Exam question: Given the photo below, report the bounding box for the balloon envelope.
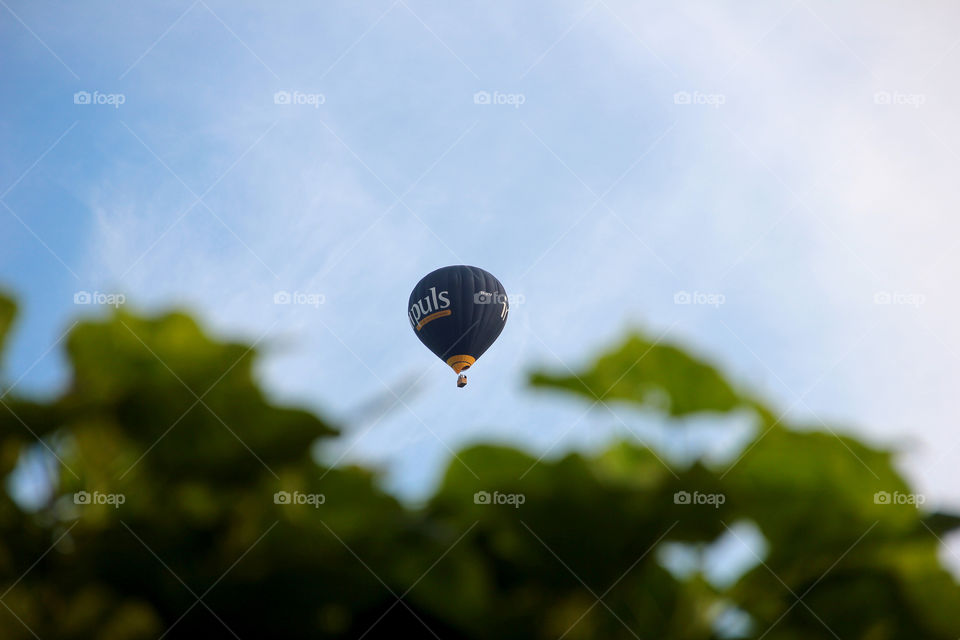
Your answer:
[407,265,509,376]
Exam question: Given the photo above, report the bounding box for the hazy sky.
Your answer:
[3,0,960,555]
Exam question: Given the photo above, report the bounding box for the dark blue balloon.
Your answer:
[408,265,508,386]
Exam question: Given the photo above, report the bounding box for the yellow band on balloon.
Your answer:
[446,355,475,374]
[416,309,451,331]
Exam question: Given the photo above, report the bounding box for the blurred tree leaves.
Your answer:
[530,332,742,417]
[0,291,15,363]
[532,329,960,639]
[0,293,958,639]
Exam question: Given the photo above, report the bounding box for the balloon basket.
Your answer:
[457,374,468,388]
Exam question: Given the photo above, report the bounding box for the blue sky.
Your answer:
[3,0,960,557]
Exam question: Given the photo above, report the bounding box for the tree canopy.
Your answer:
[0,294,957,639]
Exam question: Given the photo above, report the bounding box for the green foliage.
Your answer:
[0,292,958,639]
[0,291,15,362]
[530,332,743,416]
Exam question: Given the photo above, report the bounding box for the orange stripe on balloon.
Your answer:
[416,309,451,331]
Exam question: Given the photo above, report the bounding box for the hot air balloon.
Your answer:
[408,265,509,387]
